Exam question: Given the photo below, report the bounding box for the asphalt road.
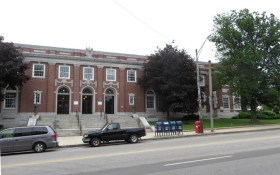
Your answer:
[2,129,280,175]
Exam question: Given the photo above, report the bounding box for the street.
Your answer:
[2,129,280,175]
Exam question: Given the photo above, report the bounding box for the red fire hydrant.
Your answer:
[195,121,201,133]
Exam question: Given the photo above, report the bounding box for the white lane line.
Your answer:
[164,155,232,167]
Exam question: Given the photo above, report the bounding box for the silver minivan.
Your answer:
[0,126,58,153]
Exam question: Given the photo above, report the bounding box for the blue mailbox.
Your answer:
[176,121,183,134]
[169,121,177,135]
[155,122,163,136]
[163,121,170,135]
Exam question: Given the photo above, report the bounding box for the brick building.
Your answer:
[0,44,240,129]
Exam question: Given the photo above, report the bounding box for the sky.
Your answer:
[1,0,280,62]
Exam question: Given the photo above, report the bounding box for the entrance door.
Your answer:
[105,89,115,114]
[105,96,114,114]
[57,87,70,114]
[82,95,92,114]
[82,88,93,114]
[57,95,69,114]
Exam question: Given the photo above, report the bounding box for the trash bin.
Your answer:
[195,120,201,133]
[169,121,177,135]
[176,121,183,134]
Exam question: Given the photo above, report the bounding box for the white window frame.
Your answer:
[59,65,70,79]
[32,64,45,78]
[83,67,94,80]
[106,68,116,81]
[146,91,155,109]
[4,87,17,109]
[129,94,135,105]
[127,70,137,82]
[222,95,230,110]
[233,96,241,110]
[34,91,42,104]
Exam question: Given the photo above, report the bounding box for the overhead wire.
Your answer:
[112,0,171,41]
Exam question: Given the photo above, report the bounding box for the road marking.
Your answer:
[164,155,232,166]
[2,135,280,169]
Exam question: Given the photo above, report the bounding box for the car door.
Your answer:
[102,123,123,141]
[13,127,33,152]
[0,128,15,153]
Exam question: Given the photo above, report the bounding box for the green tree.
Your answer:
[138,44,198,117]
[0,36,29,101]
[209,9,280,123]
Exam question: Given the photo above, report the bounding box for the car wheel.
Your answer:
[129,134,139,143]
[33,142,46,153]
[90,137,101,147]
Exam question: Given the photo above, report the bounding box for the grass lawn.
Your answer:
[149,119,280,131]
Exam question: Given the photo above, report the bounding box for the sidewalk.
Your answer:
[57,124,280,147]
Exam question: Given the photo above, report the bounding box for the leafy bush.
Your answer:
[259,110,276,117]
[0,124,3,130]
[257,111,280,119]
[238,112,251,119]
[233,111,280,120]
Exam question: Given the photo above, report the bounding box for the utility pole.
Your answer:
[196,49,203,133]
[208,60,214,132]
[196,36,209,133]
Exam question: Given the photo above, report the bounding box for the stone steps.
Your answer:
[80,115,107,134]
[34,114,141,136]
[107,114,140,128]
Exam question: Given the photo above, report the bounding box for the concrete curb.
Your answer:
[57,125,280,149]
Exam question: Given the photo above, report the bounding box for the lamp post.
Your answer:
[196,49,203,133]
[208,60,214,132]
[195,36,209,133]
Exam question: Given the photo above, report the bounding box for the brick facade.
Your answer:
[0,44,239,121]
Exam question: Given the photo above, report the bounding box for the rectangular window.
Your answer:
[129,94,135,105]
[106,68,116,81]
[234,96,241,110]
[83,67,94,80]
[147,96,155,109]
[34,91,42,104]
[5,92,16,109]
[33,64,45,78]
[59,65,70,79]
[222,96,230,109]
[127,70,136,82]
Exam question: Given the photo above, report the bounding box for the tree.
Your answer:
[209,9,280,123]
[0,36,29,101]
[138,44,198,117]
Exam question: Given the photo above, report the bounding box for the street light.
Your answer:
[208,60,214,132]
[196,36,209,133]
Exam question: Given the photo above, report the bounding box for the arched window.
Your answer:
[106,89,114,95]
[58,87,69,94]
[146,90,155,109]
[82,88,93,94]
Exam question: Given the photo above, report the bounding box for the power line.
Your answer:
[112,0,170,41]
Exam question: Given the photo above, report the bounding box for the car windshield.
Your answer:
[0,128,14,138]
[101,124,109,131]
